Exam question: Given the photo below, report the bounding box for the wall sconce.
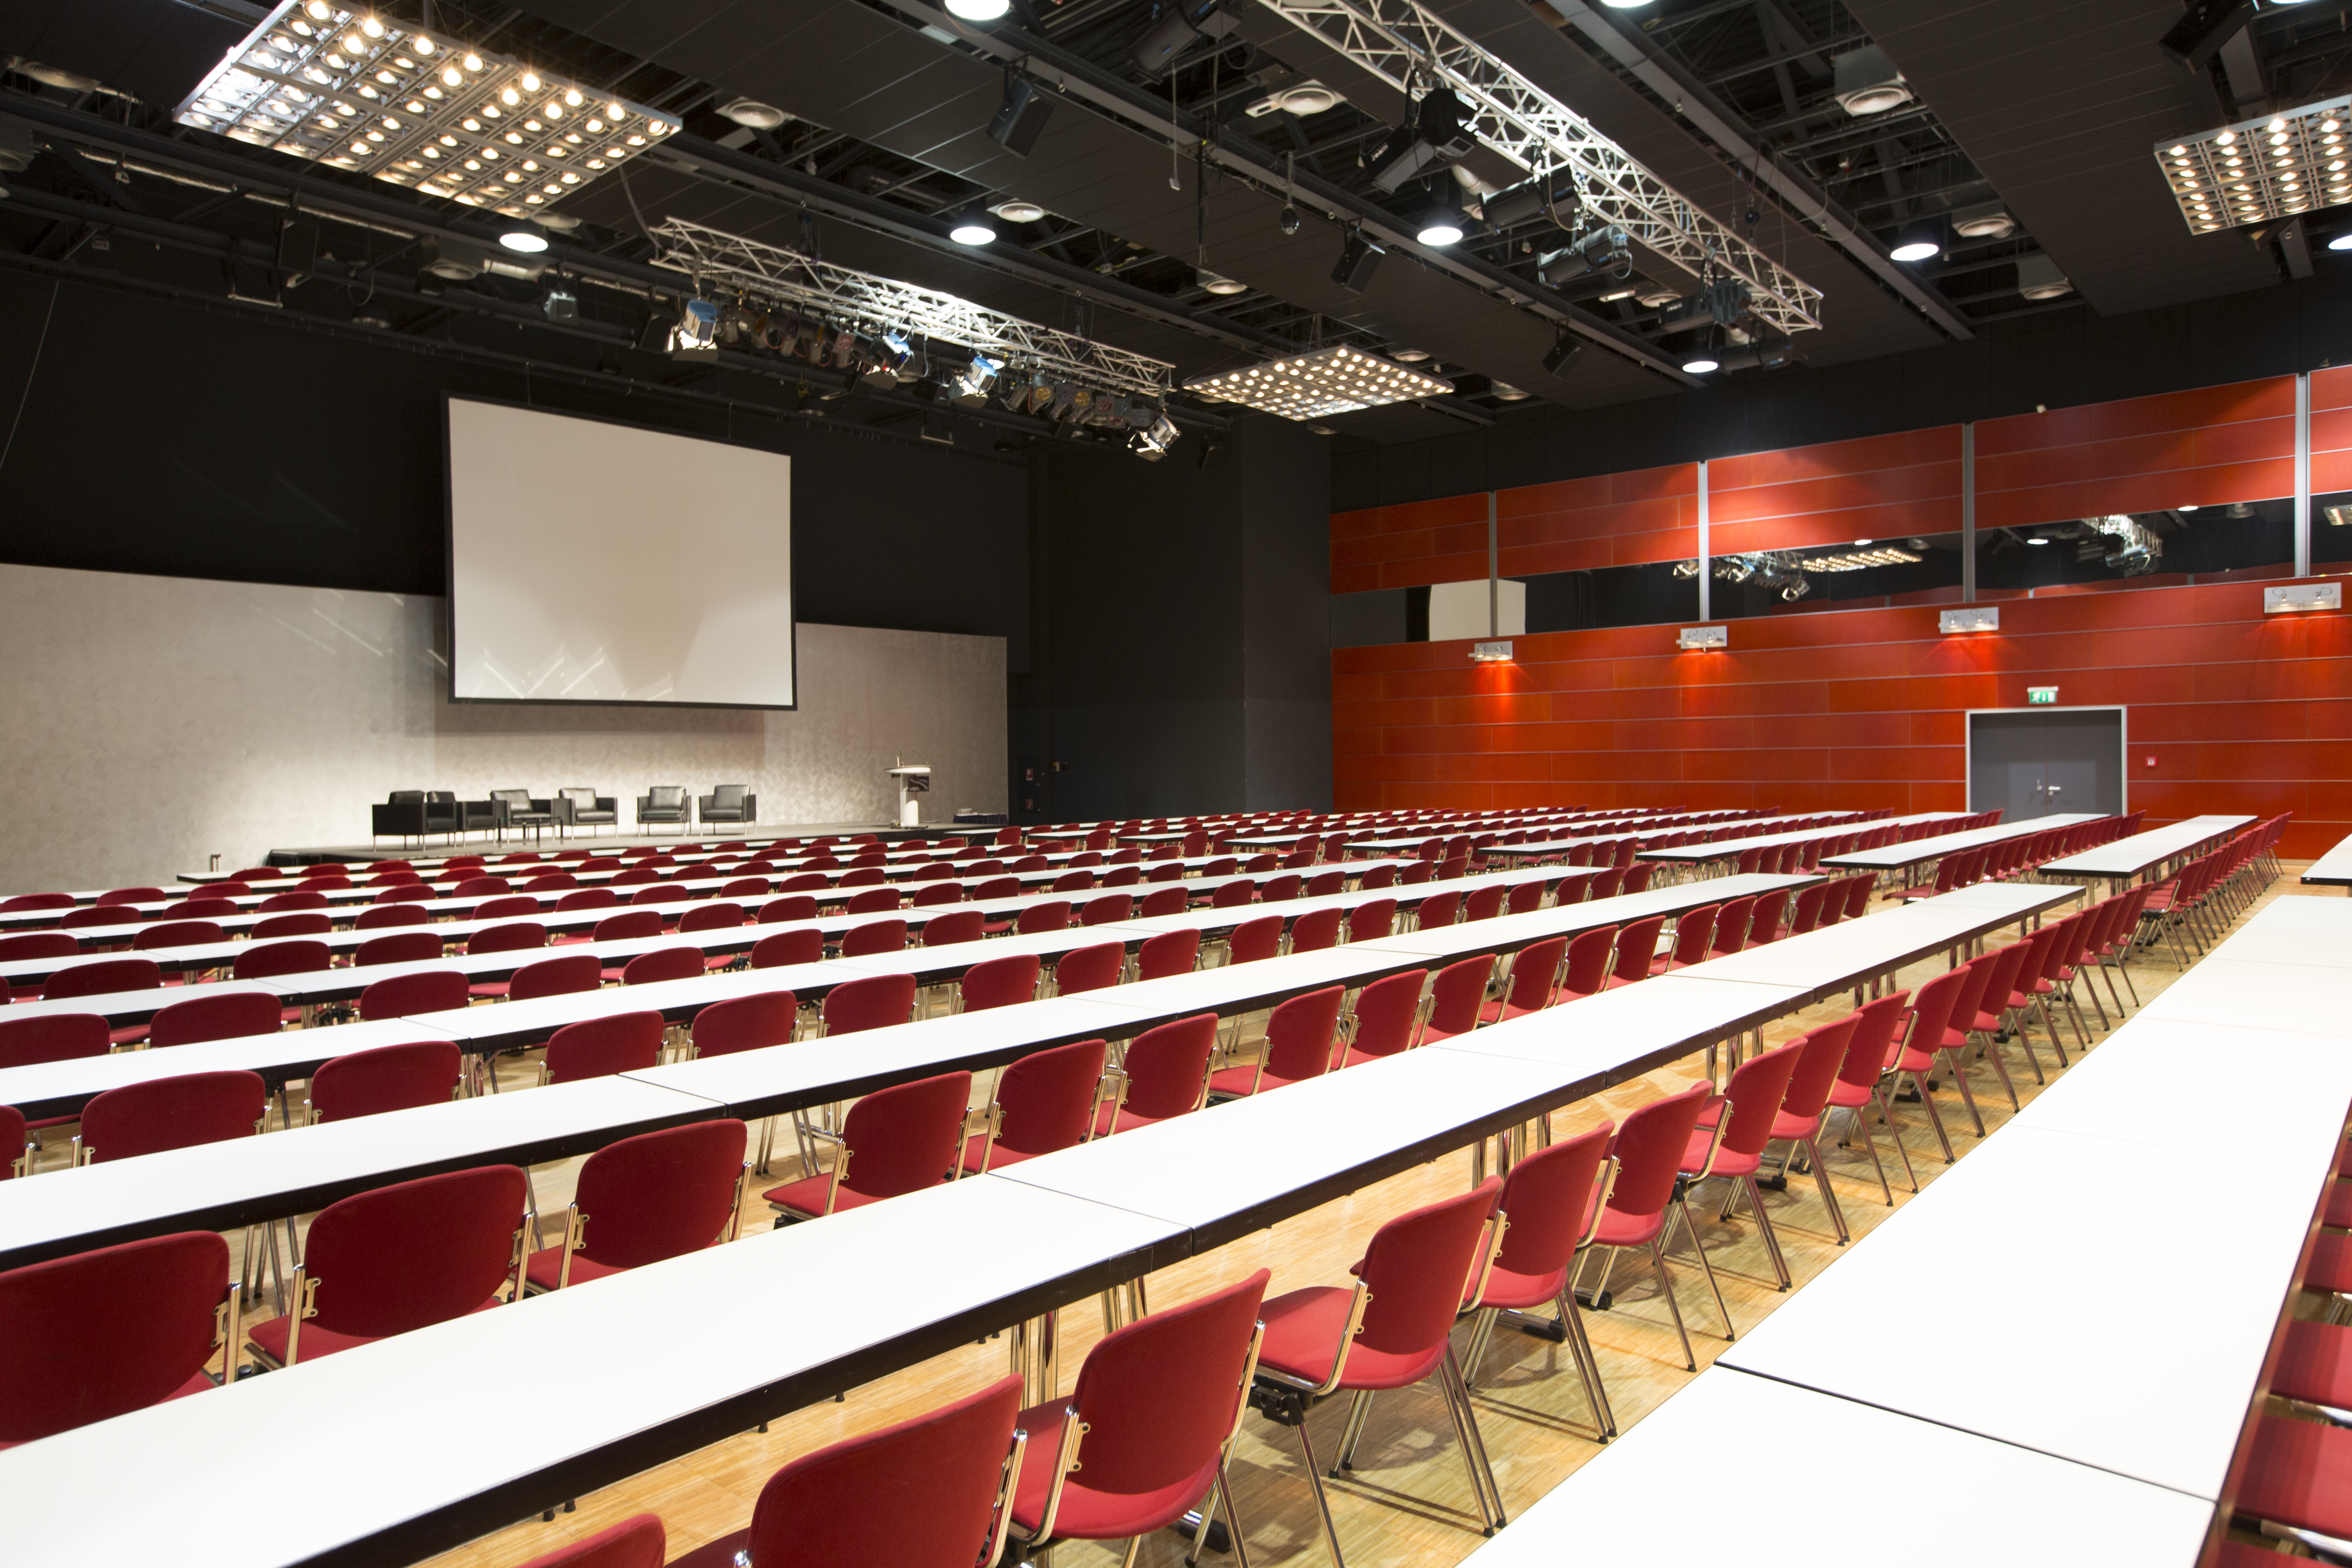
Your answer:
[1940,606,1999,633]
[2265,582,2342,614]
[1470,640,1513,662]
[1677,624,1728,650]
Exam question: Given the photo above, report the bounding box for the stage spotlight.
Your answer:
[497,218,548,254]
[671,298,719,357]
[1130,412,1179,461]
[541,287,577,322]
[954,354,1002,405]
[1416,205,1466,246]
[946,0,1010,18]
[1890,221,1942,262]
[948,207,997,245]
[1680,327,1722,375]
[1368,87,1475,194]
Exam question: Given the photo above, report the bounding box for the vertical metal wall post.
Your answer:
[1961,422,1977,604]
[1696,460,1711,622]
[2296,372,2313,579]
[1487,489,1499,636]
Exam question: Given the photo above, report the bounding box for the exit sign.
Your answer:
[2027,686,2058,705]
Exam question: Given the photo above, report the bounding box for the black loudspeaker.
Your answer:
[988,76,1053,156]
[1541,337,1585,376]
[1332,232,1385,294]
[276,218,318,281]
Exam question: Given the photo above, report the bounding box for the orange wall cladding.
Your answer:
[1332,376,2350,858]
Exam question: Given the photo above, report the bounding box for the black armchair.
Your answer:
[698,784,757,825]
[490,788,558,841]
[372,790,458,844]
[555,788,618,836]
[638,785,690,831]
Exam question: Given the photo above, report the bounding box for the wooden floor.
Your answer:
[167,867,2334,1568]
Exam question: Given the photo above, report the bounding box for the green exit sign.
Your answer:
[2027,686,2058,705]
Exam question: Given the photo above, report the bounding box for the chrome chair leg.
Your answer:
[1332,1389,1374,1472]
[1673,1197,1737,1339]
[1644,1240,1698,1371]
[1291,1420,1349,1568]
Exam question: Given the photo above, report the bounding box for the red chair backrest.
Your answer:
[94,887,165,906]
[1016,901,1072,935]
[1287,906,1345,954]
[679,902,747,934]
[1425,954,1496,1035]
[1610,916,1666,987]
[300,1165,526,1339]
[0,1231,232,1444]
[1348,898,1398,942]
[554,888,621,913]
[759,895,820,926]
[80,1070,267,1161]
[468,922,548,956]
[1558,927,1617,997]
[521,873,577,892]
[1210,880,1256,910]
[823,973,918,1035]
[922,909,986,947]
[911,882,964,909]
[690,991,797,1058]
[1136,929,1201,981]
[1357,1179,1501,1358]
[1744,890,1790,947]
[1492,1124,1613,1278]
[256,890,329,913]
[133,920,227,951]
[1063,1267,1272,1499]
[545,1012,665,1085]
[252,912,336,940]
[1119,1014,1217,1120]
[1221,914,1281,966]
[1263,985,1346,1080]
[355,930,443,967]
[1501,935,1568,1013]
[359,969,470,1020]
[1461,885,1506,922]
[1835,990,1913,1091]
[840,919,908,958]
[1078,893,1132,927]
[1357,863,1398,891]
[1780,1013,1860,1120]
[1707,897,1755,959]
[42,958,164,1000]
[0,892,74,912]
[452,877,509,899]
[1608,1082,1713,1216]
[841,1071,971,1198]
[310,1040,463,1122]
[1667,906,1716,968]
[1053,940,1126,996]
[845,887,902,915]
[995,1038,1108,1158]
[571,1119,748,1269]
[1347,970,1425,1058]
[753,929,825,969]
[355,901,433,930]
[957,953,1040,1012]
[1138,885,1188,918]
[1713,1042,1806,1159]
[504,953,600,1003]
[621,947,702,987]
[147,991,282,1049]
[0,1011,109,1068]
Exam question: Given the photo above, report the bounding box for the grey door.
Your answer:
[1969,710,2123,819]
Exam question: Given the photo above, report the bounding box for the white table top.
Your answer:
[1822,813,2104,872]
[0,1019,451,1120]
[0,1075,724,1270]
[2303,830,2352,888]
[1348,873,1816,963]
[1639,812,1956,863]
[0,978,299,1028]
[1667,882,2078,1000]
[2039,815,2255,880]
[0,1175,1182,1568]
[1427,974,1811,1087]
[1457,1367,2214,1568]
[2136,956,2352,1038]
[2200,894,2352,964]
[997,1045,1579,1251]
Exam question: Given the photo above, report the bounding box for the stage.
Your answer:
[247,821,980,869]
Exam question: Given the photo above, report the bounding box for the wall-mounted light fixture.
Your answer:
[2265,581,2343,613]
[1470,640,1513,662]
[1940,606,2000,633]
[1677,625,1728,650]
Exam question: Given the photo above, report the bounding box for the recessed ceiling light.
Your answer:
[1392,347,1432,361]
[1890,221,1942,262]
[944,0,1011,17]
[720,99,786,129]
[2331,232,2352,251]
[498,218,548,253]
[989,199,1047,223]
[1198,271,1249,295]
[1417,208,1465,246]
[948,208,997,245]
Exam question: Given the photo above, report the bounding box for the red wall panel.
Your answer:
[2311,365,2352,494]
[1331,580,2351,857]
[1708,428,1963,556]
[1496,463,1700,575]
[1977,379,2295,528]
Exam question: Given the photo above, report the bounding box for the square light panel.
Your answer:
[1184,344,1454,421]
[2156,95,2352,234]
[175,1,677,219]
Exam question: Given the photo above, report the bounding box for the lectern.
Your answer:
[887,764,931,827]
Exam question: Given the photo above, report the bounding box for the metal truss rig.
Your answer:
[650,218,1176,399]
[1254,0,1826,335]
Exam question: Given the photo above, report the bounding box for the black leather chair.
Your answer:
[555,788,618,836]
[697,784,757,825]
[490,788,558,842]
[638,786,690,832]
[372,790,459,844]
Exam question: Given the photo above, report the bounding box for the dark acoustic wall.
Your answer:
[0,267,1030,663]
[1334,273,2352,512]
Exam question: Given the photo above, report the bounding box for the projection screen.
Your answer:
[446,398,795,707]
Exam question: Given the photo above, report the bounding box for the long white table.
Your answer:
[1482,813,1844,866]
[1637,811,1951,865]
[1454,1368,2215,1567]
[1820,812,2103,875]
[2039,814,2255,888]
[2303,830,2352,891]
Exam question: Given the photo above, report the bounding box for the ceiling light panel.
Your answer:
[2156,94,2352,234]
[175,2,677,218]
[1184,345,1454,421]
[1797,545,1923,572]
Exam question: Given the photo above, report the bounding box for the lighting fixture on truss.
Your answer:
[1797,543,1924,572]
[1184,343,1453,421]
[1252,0,1825,334]
[175,1,677,219]
[2080,514,2163,576]
[2157,96,2352,235]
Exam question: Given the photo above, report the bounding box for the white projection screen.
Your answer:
[445,398,795,707]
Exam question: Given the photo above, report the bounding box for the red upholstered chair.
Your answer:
[840,919,909,958]
[354,901,434,930]
[961,1038,1109,1175]
[1603,915,1667,990]
[1408,891,1459,931]
[133,919,227,953]
[1348,898,1398,942]
[1419,955,1497,1046]
[1096,1014,1218,1135]
[1079,893,1133,927]
[1740,890,1790,949]
[0,1012,109,1154]
[1286,906,1345,955]
[1136,929,1201,981]
[773,873,826,894]
[846,886,902,915]
[0,1232,236,1446]
[753,928,826,969]
[1,931,79,1002]
[1209,985,1345,1098]
[679,902,746,935]
[509,1515,668,1568]
[1138,885,1188,918]
[1208,880,1257,911]
[469,921,549,956]
[1820,989,1918,1202]
[1223,914,1284,967]
[40,957,164,1044]
[1652,906,1715,974]
[94,887,165,907]
[0,891,74,913]
[1588,1082,1722,1370]
[1620,863,1656,895]
[820,973,918,1038]
[667,1376,1027,1568]
[308,1040,462,1123]
[1341,971,1427,1067]
[628,886,677,908]
[1683,1040,1806,1301]
[359,969,469,1020]
[1007,1270,1270,1560]
[620,947,701,987]
[473,951,598,1005]
[147,990,282,1049]
[921,909,986,948]
[1052,940,1126,997]
[522,873,577,893]
[1585,867,1623,900]
[840,869,889,888]
[1462,1123,1618,1434]
[690,991,796,1060]
[248,911,334,941]
[959,954,1040,1013]
[1706,895,1755,959]
[1758,1013,1862,1243]
[912,882,965,911]
[1481,935,1568,1026]
[1357,863,1398,891]
[719,877,771,901]
[766,1071,970,1221]
[1891,962,1993,1160]
[246,1165,529,1369]
[1050,870,1094,895]
[1461,884,1508,923]
[75,1070,267,1165]
[2226,1415,2352,1551]
[758,895,820,926]
[255,890,329,913]
[1307,870,1348,898]
[1252,1180,1507,1552]
[1544,926,1615,1004]
[452,876,510,899]
[541,1013,664,1086]
[1259,873,1305,904]
[355,930,444,967]
[528,1120,748,1292]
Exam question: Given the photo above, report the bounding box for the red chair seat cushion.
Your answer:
[1205,1065,1308,1099]
[761,1175,888,1220]
[1477,1000,1541,1025]
[247,1293,501,1365]
[524,1247,627,1293]
[1255,1284,1448,1392]
[1009,1398,1218,1541]
[108,1025,150,1048]
[1091,1103,1176,1137]
[1593,1204,1666,1249]
[468,982,511,1000]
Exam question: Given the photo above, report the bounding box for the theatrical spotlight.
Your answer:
[1130,412,1179,461]
[954,354,1003,405]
